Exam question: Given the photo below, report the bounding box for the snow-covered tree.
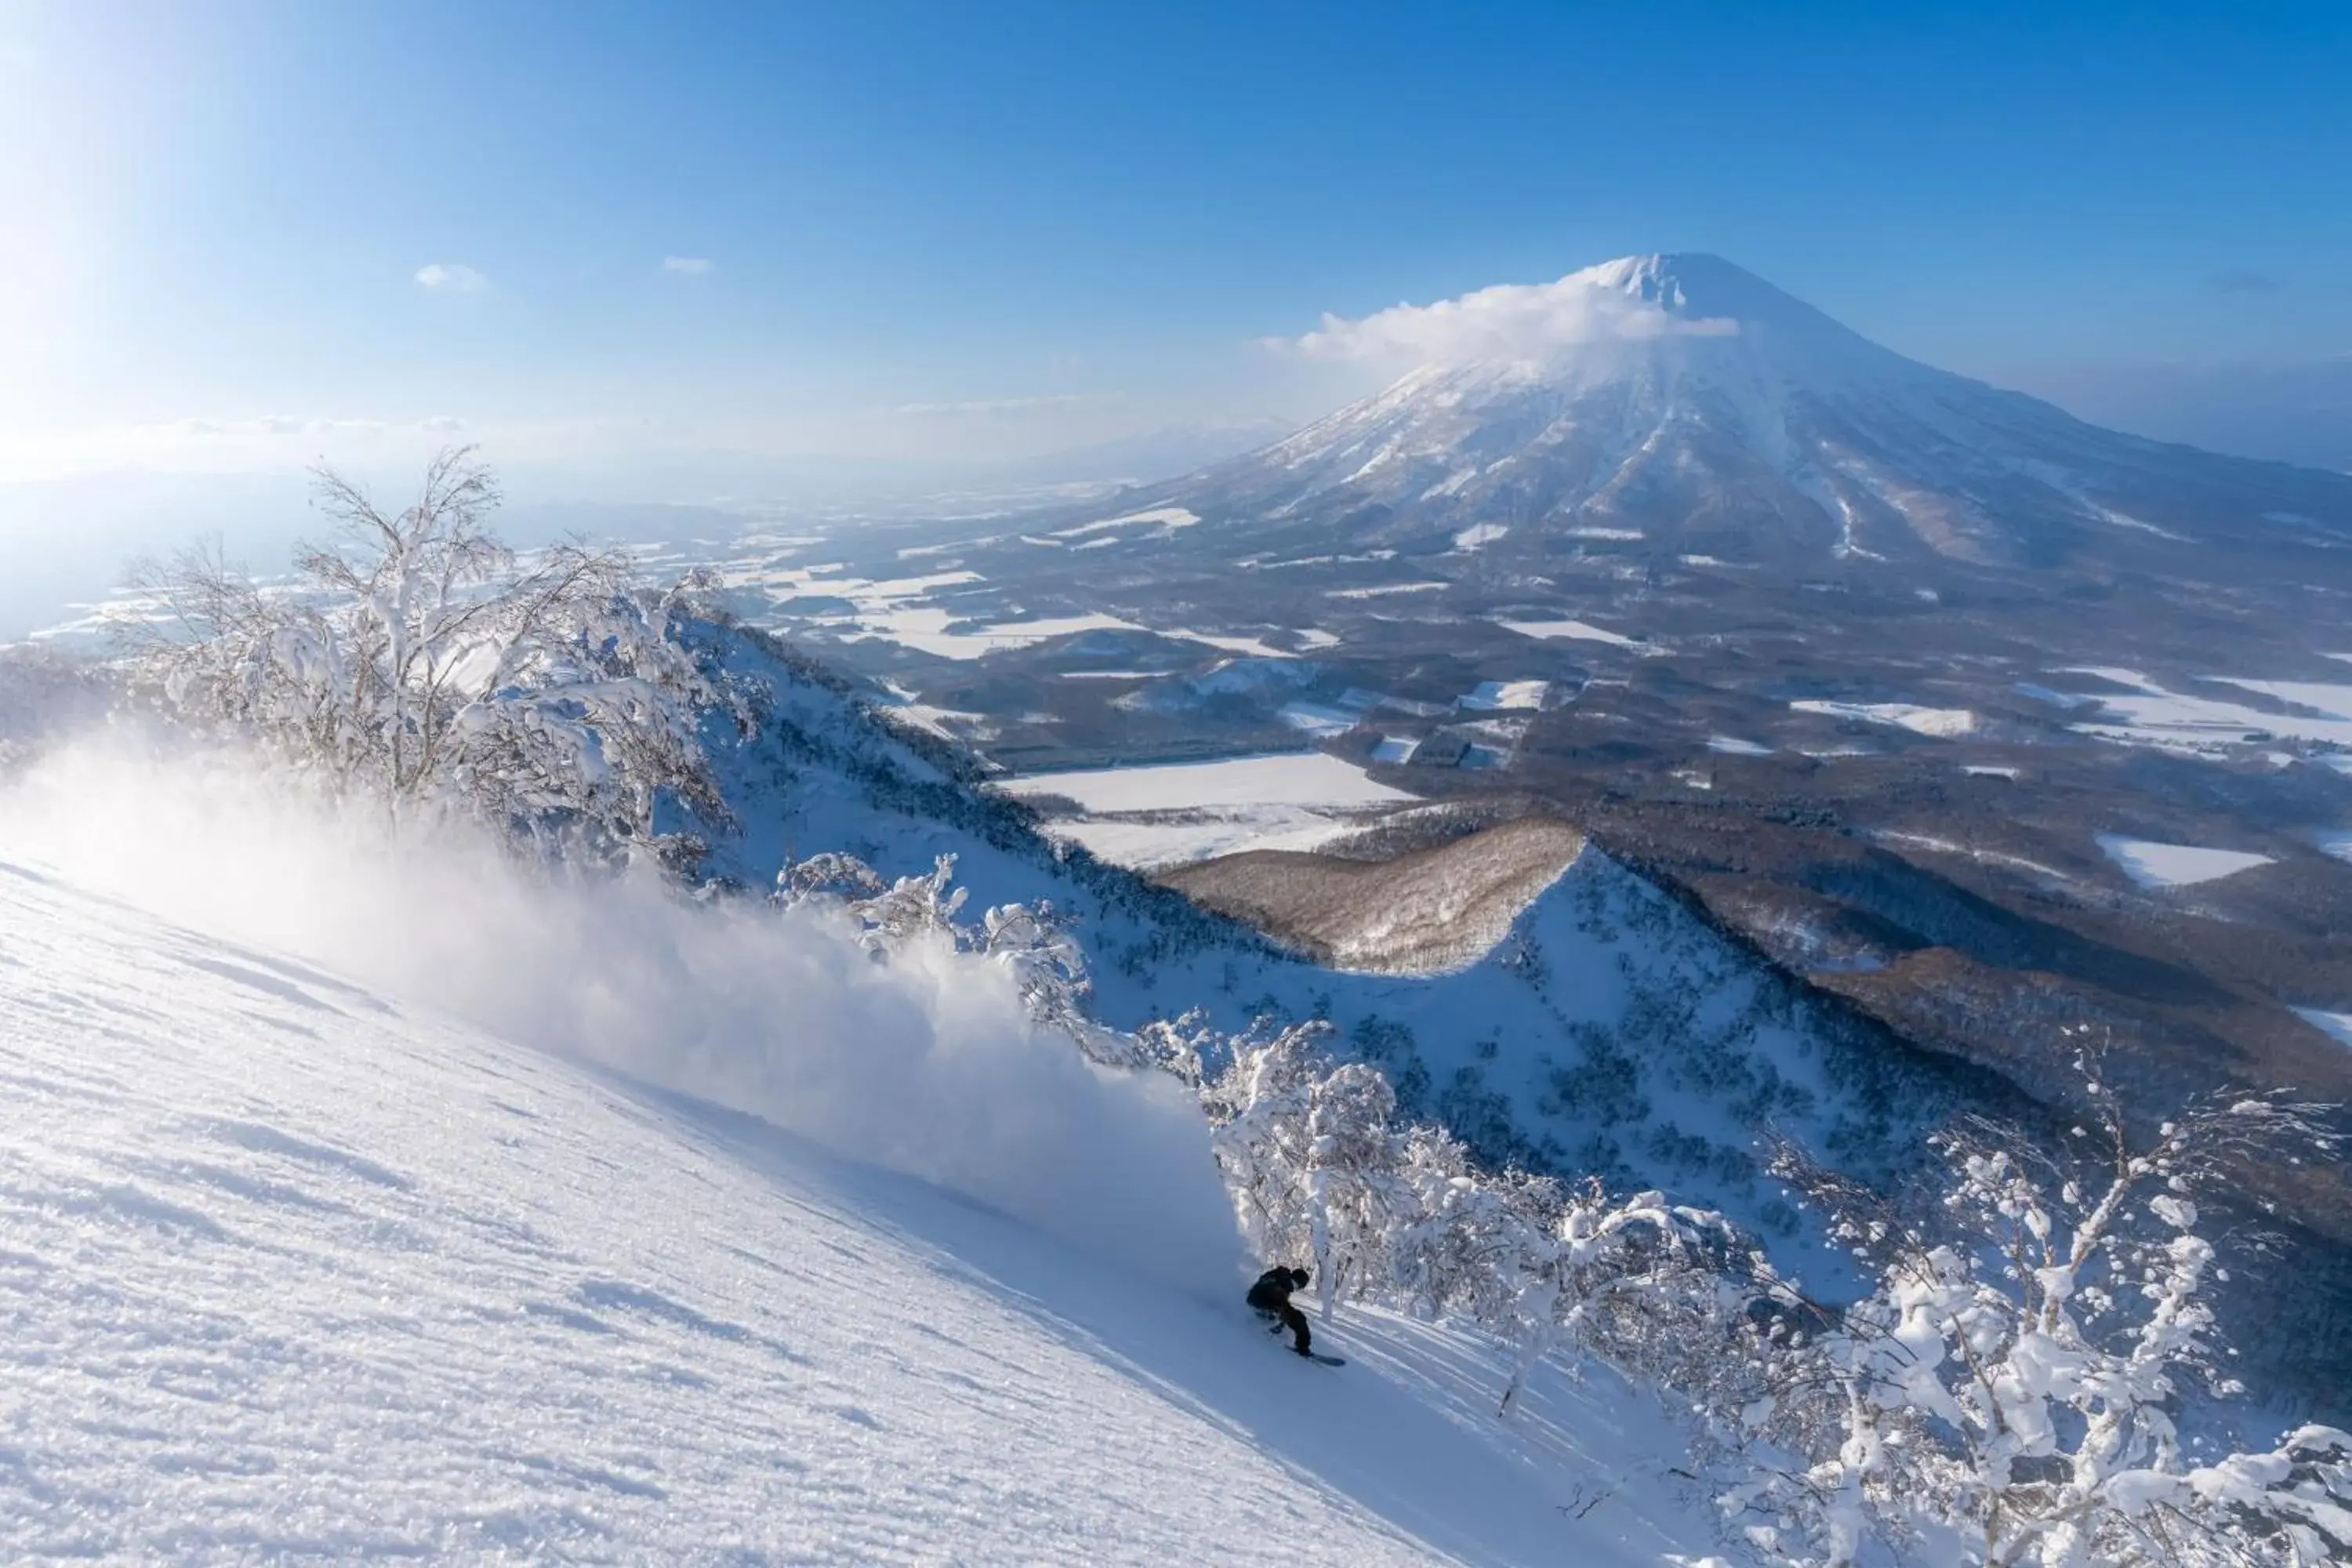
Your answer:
[1744,1044,2350,1566]
[843,855,970,953]
[773,851,1147,1067]
[1199,1020,1438,1318]
[773,851,891,906]
[1131,1009,1218,1087]
[1386,1125,1519,1321]
[1495,1180,1752,1418]
[1299,1058,1402,1321]
[977,898,1131,1063]
[130,448,741,859]
[1198,1022,1335,1270]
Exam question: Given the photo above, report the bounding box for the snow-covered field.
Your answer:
[2213,679,2352,721]
[1051,505,1200,539]
[2056,669,2352,757]
[993,751,1418,869]
[2095,833,2275,890]
[1498,618,1648,648]
[853,605,1141,660]
[1161,626,1298,659]
[0,842,1720,1565]
[1329,581,1450,599]
[691,543,1315,666]
[1460,680,1552,712]
[1788,699,1978,738]
[1279,699,1366,736]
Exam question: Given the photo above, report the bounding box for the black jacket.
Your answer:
[1247,1267,1301,1313]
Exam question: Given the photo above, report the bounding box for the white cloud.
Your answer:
[662,256,713,276]
[1279,271,1737,365]
[893,391,1114,417]
[413,263,489,293]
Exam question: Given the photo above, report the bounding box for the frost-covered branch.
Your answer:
[126,448,744,862]
[1749,1034,2347,1566]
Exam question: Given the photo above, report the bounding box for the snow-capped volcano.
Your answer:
[1164,253,2352,570]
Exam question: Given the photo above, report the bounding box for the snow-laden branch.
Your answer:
[1749,1033,2347,1566]
[126,448,747,863]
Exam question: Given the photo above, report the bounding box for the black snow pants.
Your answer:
[1257,1301,1311,1355]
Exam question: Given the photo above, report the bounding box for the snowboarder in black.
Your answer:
[1247,1265,1314,1356]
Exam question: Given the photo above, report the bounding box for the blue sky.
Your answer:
[3,0,2348,486]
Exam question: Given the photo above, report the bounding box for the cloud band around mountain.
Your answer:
[1281,270,1737,363]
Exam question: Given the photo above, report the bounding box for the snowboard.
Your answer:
[1257,1314,1344,1364]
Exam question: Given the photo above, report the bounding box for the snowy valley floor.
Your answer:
[0,854,1723,1564]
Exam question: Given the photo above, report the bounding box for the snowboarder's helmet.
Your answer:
[1290,1266,1310,1288]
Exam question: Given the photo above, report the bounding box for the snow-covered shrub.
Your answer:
[842,855,970,951]
[773,850,891,905]
[1738,1044,2350,1566]
[1204,1022,1523,1324]
[127,447,742,860]
[979,899,1098,1039]
[775,851,1142,1067]
[1131,1009,1218,1087]
[1192,1019,1334,1267]
[1494,1180,1762,1417]
[1385,1125,1526,1323]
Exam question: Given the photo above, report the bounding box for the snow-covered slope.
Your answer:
[688,625,1965,1239]
[1118,253,2352,569]
[0,853,1726,1564]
